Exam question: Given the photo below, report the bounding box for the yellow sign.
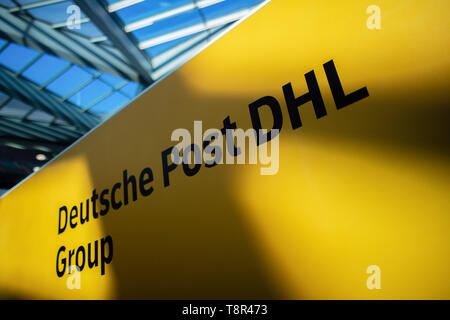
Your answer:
[0,0,449,299]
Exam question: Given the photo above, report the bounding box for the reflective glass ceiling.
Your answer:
[0,0,266,191]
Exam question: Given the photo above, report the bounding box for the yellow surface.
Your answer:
[0,0,449,299]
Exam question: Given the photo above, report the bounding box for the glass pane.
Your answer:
[200,0,262,21]
[145,31,202,57]
[83,66,100,75]
[68,79,112,108]
[115,0,193,25]
[99,73,125,88]
[21,54,70,86]
[0,99,33,119]
[119,81,139,98]
[132,9,204,45]
[149,25,224,70]
[46,65,92,97]
[65,21,104,39]
[88,91,130,116]
[26,109,54,123]
[15,0,42,4]
[27,1,86,24]
[0,43,40,72]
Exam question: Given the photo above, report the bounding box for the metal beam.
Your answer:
[150,26,226,80]
[107,0,145,13]
[0,6,142,83]
[0,118,77,142]
[8,0,66,13]
[137,8,249,49]
[51,17,90,29]
[73,0,153,85]
[0,66,98,131]
[123,0,225,32]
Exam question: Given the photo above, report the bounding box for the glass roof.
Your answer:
[0,38,138,118]
[1,0,265,80]
[0,0,265,120]
[0,0,266,190]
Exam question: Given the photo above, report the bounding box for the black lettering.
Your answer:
[76,246,85,271]
[69,206,78,229]
[87,240,99,268]
[79,199,89,224]
[182,144,202,176]
[123,170,137,205]
[100,189,110,216]
[249,96,283,145]
[161,147,178,187]
[282,70,326,130]
[58,206,68,234]
[68,249,75,271]
[91,189,99,219]
[56,246,66,277]
[220,116,240,155]
[323,60,369,109]
[203,134,220,168]
[100,235,113,276]
[139,167,154,196]
[111,183,122,210]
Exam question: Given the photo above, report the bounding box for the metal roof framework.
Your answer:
[0,0,265,190]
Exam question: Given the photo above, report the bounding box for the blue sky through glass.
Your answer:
[0,43,40,73]
[0,0,266,121]
[0,37,136,118]
[0,0,267,190]
[21,55,70,86]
